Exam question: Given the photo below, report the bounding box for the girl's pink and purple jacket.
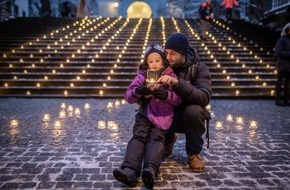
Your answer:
[124,67,182,130]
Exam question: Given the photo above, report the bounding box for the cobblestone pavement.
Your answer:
[0,98,289,190]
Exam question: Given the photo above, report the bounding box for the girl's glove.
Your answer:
[135,85,152,95]
[153,89,168,100]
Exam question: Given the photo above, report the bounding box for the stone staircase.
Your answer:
[0,17,279,98]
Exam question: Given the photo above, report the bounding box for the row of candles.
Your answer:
[212,19,275,72]
[2,16,126,96]
[2,17,275,96]
[9,100,259,140]
[206,104,257,130]
[2,17,149,97]
[40,99,126,125]
[184,19,275,96]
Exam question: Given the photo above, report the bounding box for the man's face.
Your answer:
[165,49,185,68]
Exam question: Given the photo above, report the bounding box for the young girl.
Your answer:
[113,42,182,189]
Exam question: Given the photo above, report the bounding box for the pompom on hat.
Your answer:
[144,42,165,60]
[165,33,189,57]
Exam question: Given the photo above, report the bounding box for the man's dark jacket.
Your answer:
[173,46,212,108]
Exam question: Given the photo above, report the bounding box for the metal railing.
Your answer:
[0,0,11,6]
[264,0,290,12]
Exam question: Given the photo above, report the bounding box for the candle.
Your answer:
[59,111,66,118]
[10,119,19,126]
[84,103,90,110]
[250,121,257,128]
[236,117,243,124]
[42,114,50,122]
[226,114,233,121]
[97,121,106,129]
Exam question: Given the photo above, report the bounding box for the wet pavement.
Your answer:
[0,98,289,190]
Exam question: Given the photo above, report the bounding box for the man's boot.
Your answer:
[188,154,204,172]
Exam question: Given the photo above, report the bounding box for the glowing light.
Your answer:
[250,121,257,128]
[84,103,90,109]
[107,102,113,108]
[59,111,66,118]
[75,108,81,116]
[226,114,233,121]
[215,121,223,129]
[10,119,19,126]
[115,100,120,106]
[61,103,66,108]
[54,121,61,127]
[42,114,50,122]
[236,117,243,124]
[97,120,106,129]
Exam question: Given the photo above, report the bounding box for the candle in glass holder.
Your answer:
[97,120,106,129]
[146,69,159,86]
[59,110,66,119]
[42,114,50,122]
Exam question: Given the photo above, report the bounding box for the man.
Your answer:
[157,33,212,172]
[274,23,290,107]
[199,0,214,40]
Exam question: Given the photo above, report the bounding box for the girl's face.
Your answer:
[147,52,163,71]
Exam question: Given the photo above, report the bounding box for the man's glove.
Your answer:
[153,89,168,100]
[135,85,152,96]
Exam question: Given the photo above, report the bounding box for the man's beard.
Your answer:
[170,57,185,68]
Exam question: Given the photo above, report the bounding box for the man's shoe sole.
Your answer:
[113,169,137,187]
[189,166,205,173]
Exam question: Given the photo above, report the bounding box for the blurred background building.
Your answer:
[0,0,289,32]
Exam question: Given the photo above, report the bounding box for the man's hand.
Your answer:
[157,75,178,86]
[153,89,168,100]
[135,85,152,95]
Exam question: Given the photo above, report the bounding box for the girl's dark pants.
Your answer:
[121,113,166,176]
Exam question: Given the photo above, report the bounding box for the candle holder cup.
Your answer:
[146,69,159,87]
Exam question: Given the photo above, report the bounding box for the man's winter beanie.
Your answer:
[165,33,189,57]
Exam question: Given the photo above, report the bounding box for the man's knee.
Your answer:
[184,105,204,121]
[183,105,206,132]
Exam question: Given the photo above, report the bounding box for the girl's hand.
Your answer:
[148,83,160,91]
